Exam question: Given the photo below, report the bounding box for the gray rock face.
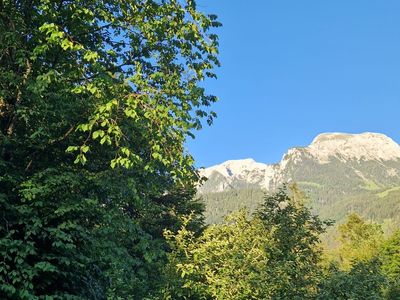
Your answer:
[199,132,400,194]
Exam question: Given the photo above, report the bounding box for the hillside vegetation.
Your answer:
[201,185,400,225]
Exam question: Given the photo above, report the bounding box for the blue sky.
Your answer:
[186,1,400,167]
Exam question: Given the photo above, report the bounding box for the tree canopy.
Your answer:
[160,186,332,299]
[0,0,220,298]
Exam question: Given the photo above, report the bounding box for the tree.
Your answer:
[0,0,220,298]
[316,213,388,299]
[255,185,331,299]
[337,213,384,269]
[381,230,400,299]
[160,210,275,300]
[317,259,386,300]
[160,187,331,299]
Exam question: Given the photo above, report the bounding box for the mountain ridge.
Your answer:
[199,132,400,193]
[198,132,400,224]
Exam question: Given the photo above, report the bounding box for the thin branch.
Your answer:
[48,125,75,145]
[6,58,32,136]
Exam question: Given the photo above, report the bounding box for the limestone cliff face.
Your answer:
[306,132,400,163]
[198,132,400,194]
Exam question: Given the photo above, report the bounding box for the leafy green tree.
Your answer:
[0,0,219,298]
[381,230,400,299]
[317,259,386,300]
[160,187,331,299]
[318,213,390,299]
[255,185,332,299]
[160,210,275,300]
[337,213,384,269]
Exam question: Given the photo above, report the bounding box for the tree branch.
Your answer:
[6,58,31,136]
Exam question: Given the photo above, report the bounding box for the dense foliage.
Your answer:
[317,259,386,300]
[381,231,400,298]
[0,0,219,298]
[161,187,400,299]
[336,213,384,269]
[160,210,275,299]
[2,1,400,299]
[159,187,326,299]
[255,186,330,299]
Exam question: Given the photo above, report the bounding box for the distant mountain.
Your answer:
[198,132,400,224]
[199,158,267,193]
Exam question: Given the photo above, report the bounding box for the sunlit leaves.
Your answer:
[161,188,331,299]
[0,0,219,297]
[338,213,384,269]
[41,0,221,182]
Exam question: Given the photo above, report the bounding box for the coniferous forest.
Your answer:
[1,1,400,299]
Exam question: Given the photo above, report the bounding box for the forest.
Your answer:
[1,0,400,299]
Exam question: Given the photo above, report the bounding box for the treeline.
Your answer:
[202,186,400,226]
[202,189,265,223]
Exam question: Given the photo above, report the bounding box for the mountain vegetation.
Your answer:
[201,186,400,225]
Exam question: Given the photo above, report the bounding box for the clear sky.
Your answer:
[186,0,400,168]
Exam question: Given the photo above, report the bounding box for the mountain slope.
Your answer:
[198,132,400,224]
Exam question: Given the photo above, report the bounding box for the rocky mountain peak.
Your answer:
[198,132,400,194]
[199,132,400,224]
[198,158,267,193]
[200,158,267,179]
[306,132,400,163]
